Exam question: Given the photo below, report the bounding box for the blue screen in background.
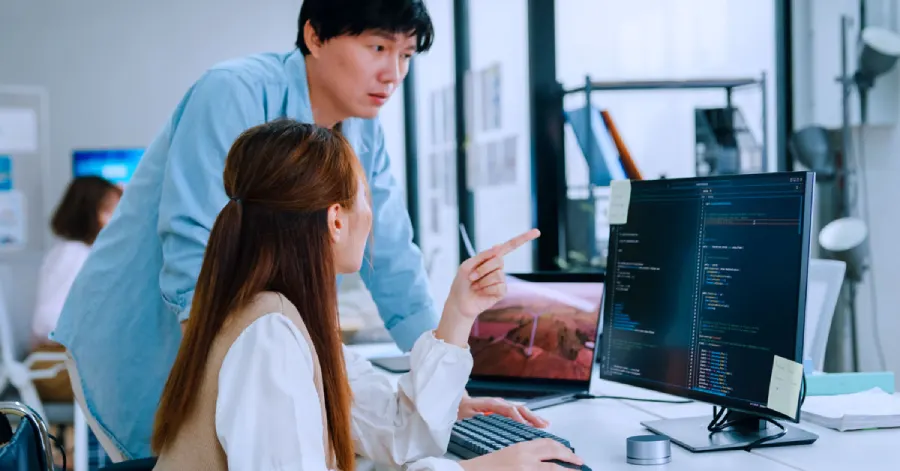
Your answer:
[73,148,143,185]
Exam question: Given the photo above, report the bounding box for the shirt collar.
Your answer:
[285,49,314,124]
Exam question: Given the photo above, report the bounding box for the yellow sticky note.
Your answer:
[608,179,632,224]
[767,355,803,418]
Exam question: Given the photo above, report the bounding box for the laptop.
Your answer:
[464,272,605,408]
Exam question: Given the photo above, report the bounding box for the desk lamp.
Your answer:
[853,26,900,123]
[819,217,869,283]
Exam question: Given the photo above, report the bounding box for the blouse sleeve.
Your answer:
[346,331,473,470]
[215,313,330,471]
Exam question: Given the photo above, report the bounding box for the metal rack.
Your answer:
[562,72,769,177]
[556,73,769,271]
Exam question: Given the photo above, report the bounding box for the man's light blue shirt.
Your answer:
[52,50,438,459]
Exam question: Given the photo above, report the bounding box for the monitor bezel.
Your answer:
[467,271,606,390]
[597,171,814,423]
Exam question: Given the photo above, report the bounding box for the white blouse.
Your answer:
[216,313,473,471]
[32,240,91,345]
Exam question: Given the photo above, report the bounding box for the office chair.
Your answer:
[0,401,56,470]
[0,282,69,422]
[99,457,157,470]
[0,267,89,471]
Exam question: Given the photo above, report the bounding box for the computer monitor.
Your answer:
[598,171,819,452]
[72,148,143,186]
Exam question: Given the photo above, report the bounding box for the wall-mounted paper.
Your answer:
[429,196,440,233]
[500,134,517,185]
[0,108,38,154]
[443,87,455,144]
[767,355,803,418]
[430,91,442,146]
[480,64,502,132]
[608,179,632,224]
[428,152,440,192]
[0,189,26,250]
[0,156,11,191]
[444,149,456,204]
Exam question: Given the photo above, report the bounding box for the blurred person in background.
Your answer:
[32,175,121,363]
[29,175,121,470]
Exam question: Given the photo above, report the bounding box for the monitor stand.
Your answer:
[641,411,818,452]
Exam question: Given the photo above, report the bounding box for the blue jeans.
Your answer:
[87,429,109,470]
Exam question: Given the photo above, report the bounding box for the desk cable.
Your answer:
[49,432,66,471]
[706,373,808,452]
[573,393,693,404]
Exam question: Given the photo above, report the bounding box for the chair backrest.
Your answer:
[804,258,846,372]
[0,401,54,471]
[100,458,158,470]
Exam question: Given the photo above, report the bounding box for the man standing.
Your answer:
[53,0,545,461]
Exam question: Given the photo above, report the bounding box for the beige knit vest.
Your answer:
[153,291,336,470]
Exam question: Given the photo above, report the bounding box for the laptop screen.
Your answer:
[469,273,604,384]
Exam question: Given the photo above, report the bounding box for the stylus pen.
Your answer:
[459,223,476,258]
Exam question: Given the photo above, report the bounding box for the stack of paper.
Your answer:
[801,388,900,431]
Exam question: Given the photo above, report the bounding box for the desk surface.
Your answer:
[533,399,796,470]
[350,343,900,470]
[591,378,898,471]
[347,344,797,470]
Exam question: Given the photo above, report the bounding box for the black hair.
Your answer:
[296,0,434,55]
[51,176,121,245]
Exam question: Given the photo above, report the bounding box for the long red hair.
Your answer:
[151,119,364,470]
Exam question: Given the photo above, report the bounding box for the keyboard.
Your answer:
[448,414,592,470]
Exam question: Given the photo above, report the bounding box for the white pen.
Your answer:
[458,223,476,258]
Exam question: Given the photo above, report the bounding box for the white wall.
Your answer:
[468,0,534,273]
[792,0,900,380]
[556,0,778,180]
[415,0,459,306]
[0,0,407,351]
[414,0,534,308]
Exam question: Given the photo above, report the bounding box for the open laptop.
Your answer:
[464,272,605,408]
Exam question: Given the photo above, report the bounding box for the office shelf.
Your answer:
[556,73,769,272]
[560,72,769,174]
[562,77,762,95]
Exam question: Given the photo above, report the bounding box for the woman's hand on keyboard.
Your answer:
[457,396,549,428]
[458,438,584,471]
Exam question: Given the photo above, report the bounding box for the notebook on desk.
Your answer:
[802,388,900,431]
[465,272,605,403]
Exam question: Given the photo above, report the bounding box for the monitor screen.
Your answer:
[73,148,143,186]
[469,275,603,383]
[598,172,814,422]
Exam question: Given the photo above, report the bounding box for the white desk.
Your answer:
[592,378,899,471]
[527,399,795,470]
[348,344,794,470]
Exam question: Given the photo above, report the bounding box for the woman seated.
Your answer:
[149,120,584,470]
[31,175,121,400]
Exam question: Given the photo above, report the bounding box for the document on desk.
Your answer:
[801,388,900,431]
[767,355,803,418]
